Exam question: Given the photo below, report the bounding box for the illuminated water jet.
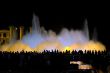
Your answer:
[0,14,106,52]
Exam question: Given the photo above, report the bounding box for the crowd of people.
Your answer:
[0,50,109,73]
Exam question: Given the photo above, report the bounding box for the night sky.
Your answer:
[0,4,110,49]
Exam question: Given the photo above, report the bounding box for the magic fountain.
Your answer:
[0,14,106,52]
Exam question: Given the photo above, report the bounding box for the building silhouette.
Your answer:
[0,26,31,45]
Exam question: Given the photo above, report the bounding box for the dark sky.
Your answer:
[0,4,110,49]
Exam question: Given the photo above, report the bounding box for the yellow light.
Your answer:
[65,46,71,51]
[79,64,93,69]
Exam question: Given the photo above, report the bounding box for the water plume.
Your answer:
[83,19,89,40]
[0,14,106,52]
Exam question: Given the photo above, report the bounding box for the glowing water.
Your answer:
[0,14,106,52]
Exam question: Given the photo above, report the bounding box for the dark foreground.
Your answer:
[0,50,109,73]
